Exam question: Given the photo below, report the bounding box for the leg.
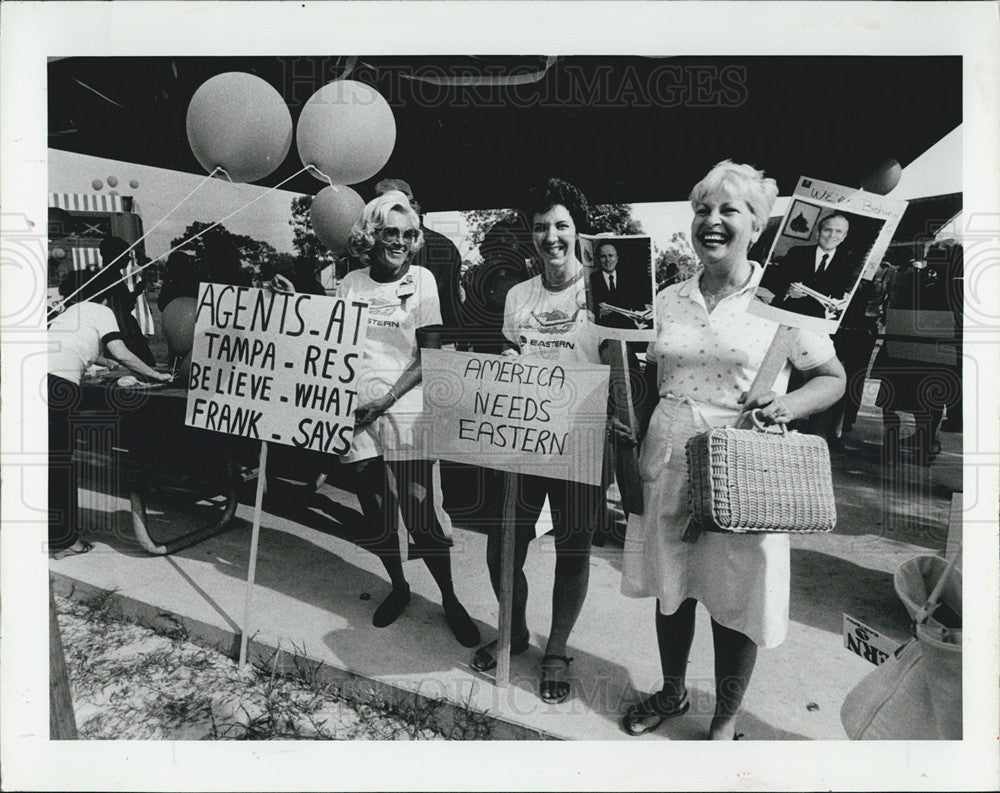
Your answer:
[545,480,603,657]
[539,480,603,702]
[709,618,758,740]
[351,457,410,626]
[622,598,696,735]
[477,473,544,665]
[389,458,479,647]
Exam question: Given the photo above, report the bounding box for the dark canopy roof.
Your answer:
[49,56,961,211]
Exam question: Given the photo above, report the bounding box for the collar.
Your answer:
[816,247,837,264]
[679,261,763,302]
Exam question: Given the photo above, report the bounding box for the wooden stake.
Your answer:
[239,440,268,668]
[741,325,800,425]
[49,577,77,739]
[495,470,518,688]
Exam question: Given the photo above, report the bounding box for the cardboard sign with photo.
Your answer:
[579,234,656,341]
[751,177,907,335]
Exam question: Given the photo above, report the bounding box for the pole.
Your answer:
[495,470,518,688]
[741,325,800,424]
[239,440,268,668]
[49,577,78,739]
[600,340,643,515]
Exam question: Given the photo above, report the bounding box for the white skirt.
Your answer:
[621,397,790,648]
[342,386,429,464]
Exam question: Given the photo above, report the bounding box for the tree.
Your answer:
[290,195,340,271]
[460,202,641,249]
[654,231,699,289]
[168,221,277,284]
[461,208,517,250]
[589,204,643,235]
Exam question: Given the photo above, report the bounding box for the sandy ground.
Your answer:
[55,592,493,740]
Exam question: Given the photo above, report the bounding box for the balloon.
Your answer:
[861,158,902,195]
[92,179,104,191]
[177,351,193,388]
[129,179,140,189]
[310,185,365,252]
[50,247,66,260]
[107,176,118,188]
[161,297,198,358]
[186,72,293,183]
[297,80,396,185]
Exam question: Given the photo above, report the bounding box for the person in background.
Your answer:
[157,250,202,311]
[201,234,251,288]
[97,236,156,366]
[48,271,172,558]
[471,177,609,705]
[333,191,480,647]
[621,161,844,739]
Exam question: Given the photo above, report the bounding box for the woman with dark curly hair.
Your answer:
[333,190,480,647]
[470,178,607,704]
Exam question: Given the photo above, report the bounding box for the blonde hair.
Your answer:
[347,190,424,266]
[689,160,779,233]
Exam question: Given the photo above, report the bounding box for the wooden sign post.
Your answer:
[238,440,269,669]
[599,340,643,515]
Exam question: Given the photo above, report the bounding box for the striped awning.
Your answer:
[50,192,123,213]
[70,247,101,270]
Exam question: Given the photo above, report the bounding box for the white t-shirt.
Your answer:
[502,274,602,365]
[48,302,123,385]
[337,265,442,408]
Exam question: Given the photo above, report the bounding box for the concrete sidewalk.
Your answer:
[50,384,960,740]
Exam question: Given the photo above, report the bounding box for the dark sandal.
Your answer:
[622,691,690,736]
[471,636,530,672]
[540,654,574,704]
[50,540,94,560]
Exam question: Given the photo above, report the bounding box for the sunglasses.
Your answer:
[377,227,420,245]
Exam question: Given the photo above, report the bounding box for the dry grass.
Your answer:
[56,591,497,740]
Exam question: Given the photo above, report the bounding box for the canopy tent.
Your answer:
[48,56,961,212]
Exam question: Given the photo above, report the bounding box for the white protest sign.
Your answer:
[183,283,368,453]
[843,613,902,666]
[751,176,908,335]
[422,349,609,487]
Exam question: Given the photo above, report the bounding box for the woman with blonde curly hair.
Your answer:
[331,190,479,646]
[620,161,845,738]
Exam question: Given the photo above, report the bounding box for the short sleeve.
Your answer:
[92,304,122,344]
[414,268,443,328]
[502,286,518,347]
[789,328,837,371]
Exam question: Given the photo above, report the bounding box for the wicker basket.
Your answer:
[686,410,836,534]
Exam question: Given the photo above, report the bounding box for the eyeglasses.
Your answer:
[377,227,420,245]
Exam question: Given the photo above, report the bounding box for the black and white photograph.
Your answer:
[580,234,655,338]
[1,3,998,792]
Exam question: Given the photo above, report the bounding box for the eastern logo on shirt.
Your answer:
[529,307,582,334]
[367,298,403,317]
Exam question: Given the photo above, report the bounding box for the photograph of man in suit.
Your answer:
[759,211,862,319]
[589,241,649,329]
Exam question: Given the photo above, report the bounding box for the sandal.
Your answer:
[540,654,574,704]
[50,540,94,560]
[471,636,529,672]
[622,691,690,736]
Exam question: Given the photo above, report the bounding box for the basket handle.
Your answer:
[747,408,788,435]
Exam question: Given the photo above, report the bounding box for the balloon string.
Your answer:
[51,165,312,315]
[53,167,224,311]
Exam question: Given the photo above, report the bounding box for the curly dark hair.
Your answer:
[520,177,591,233]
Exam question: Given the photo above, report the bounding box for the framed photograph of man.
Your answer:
[579,234,655,341]
[751,177,907,335]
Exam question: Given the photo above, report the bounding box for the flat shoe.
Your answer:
[443,600,481,648]
[471,636,529,672]
[50,540,94,560]
[372,585,410,627]
[540,654,573,704]
[622,691,690,736]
